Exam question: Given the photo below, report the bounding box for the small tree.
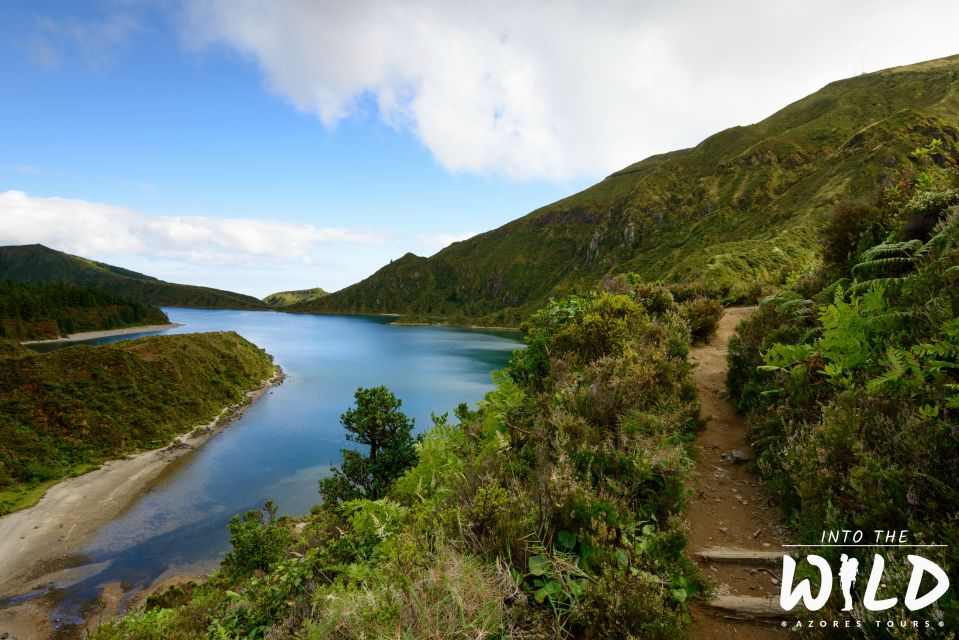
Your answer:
[223,500,291,576]
[320,386,418,504]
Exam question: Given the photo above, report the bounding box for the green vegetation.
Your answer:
[0,281,169,340]
[0,332,276,514]
[91,280,724,639]
[293,55,959,324]
[319,386,420,504]
[263,287,328,308]
[727,185,959,632]
[0,244,267,309]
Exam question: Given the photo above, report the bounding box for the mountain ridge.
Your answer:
[293,54,959,323]
[0,244,267,310]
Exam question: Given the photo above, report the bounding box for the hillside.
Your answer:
[0,332,277,514]
[294,55,959,322]
[0,281,170,340]
[263,287,328,308]
[0,244,267,310]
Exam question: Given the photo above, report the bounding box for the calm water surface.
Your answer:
[23,308,521,622]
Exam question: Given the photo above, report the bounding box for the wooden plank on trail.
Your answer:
[708,595,800,618]
[695,546,785,564]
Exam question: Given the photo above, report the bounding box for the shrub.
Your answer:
[223,500,293,576]
[821,201,884,270]
[677,296,724,344]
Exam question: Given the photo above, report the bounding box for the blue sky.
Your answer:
[2,1,959,297]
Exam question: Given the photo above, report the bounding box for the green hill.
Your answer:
[0,332,277,514]
[263,287,328,308]
[0,281,170,340]
[0,244,267,310]
[294,55,959,323]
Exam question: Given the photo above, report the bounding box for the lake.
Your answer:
[21,308,521,625]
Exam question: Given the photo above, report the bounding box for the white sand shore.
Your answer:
[0,368,283,639]
[21,323,184,345]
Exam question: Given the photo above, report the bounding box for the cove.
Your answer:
[15,308,521,628]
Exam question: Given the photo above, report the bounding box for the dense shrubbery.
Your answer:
[727,186,959,634]
[91,281,726,639]
[0,281,169,339]
[0,332,276,513]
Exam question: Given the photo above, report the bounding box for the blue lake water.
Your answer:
[18,308,521,623]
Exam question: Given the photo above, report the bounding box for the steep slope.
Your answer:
[263,287,328,308]
[0,244,266,309]
[296,55,959,321]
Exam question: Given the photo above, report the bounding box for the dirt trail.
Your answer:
[686,307,788,639]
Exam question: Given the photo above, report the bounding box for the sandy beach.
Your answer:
[21,323,184,345]
[0,368,283,639]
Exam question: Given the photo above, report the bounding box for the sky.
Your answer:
[2,1,959,298]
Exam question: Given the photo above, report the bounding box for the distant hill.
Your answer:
[293,55,959,323]
[0,281,169,340]
[0,244,266,310]
[263,287,328,308]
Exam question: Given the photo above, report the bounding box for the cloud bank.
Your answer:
[0,190,388,265]
[183,0,959,182]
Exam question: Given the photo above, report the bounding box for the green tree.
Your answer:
[319,386,419,504]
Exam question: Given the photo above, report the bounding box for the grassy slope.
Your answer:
[0,332,276,514]
[295,55,959,321]
[0,244,267,310]
[0,281,170,340]
[263,287,329,308]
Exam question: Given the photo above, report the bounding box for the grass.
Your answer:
[0,462,101,513]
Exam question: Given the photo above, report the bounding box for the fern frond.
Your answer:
[866,347,908,393]
[848,276,912,294]
[859,239,923,261]
[851,257,913,276]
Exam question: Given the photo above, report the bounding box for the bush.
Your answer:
[223,501,293,576]
[821,201,884,270]
[677,296,724,344]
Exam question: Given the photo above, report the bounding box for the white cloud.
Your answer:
[0,190,389,266]
[182,0,959,182]
[418,230,478,252]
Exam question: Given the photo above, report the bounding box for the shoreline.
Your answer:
[21,323,184,345]
[0,367,284,638]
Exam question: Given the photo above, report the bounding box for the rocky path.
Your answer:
[686,307,790,639]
